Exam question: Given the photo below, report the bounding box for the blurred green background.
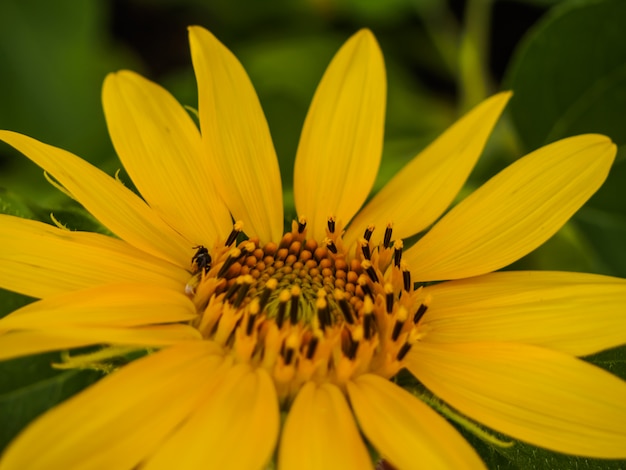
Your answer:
[1,0,625,468]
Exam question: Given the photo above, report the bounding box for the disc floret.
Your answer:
[187,218,430,401]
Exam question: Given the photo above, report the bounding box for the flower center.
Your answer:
[186,218,429,401]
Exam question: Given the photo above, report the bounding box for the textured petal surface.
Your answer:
[0,342,224,470]
[103,71,232,245]
[189,26,283,242]
[407,342,626,458]
[345,92,511,248]
[279,382,372,470]
[0,325,200,361]
[294,29,386,240]
[0,131,192,265]
[0,215,188,298]
[348,374,485,470]
[404,134,616,281]
[1,283,196,330]
[420,271,626,356]
[144,363,279,470]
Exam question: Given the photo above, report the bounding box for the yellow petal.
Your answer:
[407,341,626,458]
[0,215,189,298]
[0,342,224,470]
[420,271,626,356]
[279,381,373,470]
[348,374,485,470]
[0,131,192,265]
[1,283,196,330]
[189,26,283,242]
[344,92,511,248]
[103,71,232,245]
[404,134,616,281]
[294,29,386,240]
[0,325,200,361]
[144,363,279,470]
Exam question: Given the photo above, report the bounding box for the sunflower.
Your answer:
[1,26,626,470]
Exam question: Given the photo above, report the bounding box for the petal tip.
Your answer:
[188,25,216,45]
[349,28,383,59]
[568,134,617,161]
[483,90,513,114]
[102,71,139,96]
[354,27,375,41]
[187,25,204,35]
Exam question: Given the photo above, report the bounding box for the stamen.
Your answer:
[393,240,403,267]
[283,348,294,365]
[190,218,427,398]
[316,296,331,329]
[224,277,241,302]
[283,333,299,365]
[289,285,301,325]
[383,223,393,248]
[233,275,253,308]
[217,248,242,278]
[402,267,411,292]
[413,304,428,324]
[335,289,354,324]
[306,334,319,360]
[361,260,379,283]
[357,275,373,299]
[258,278,277,312]
[392,306,408,341]
[246,298,260,335]
[397,329,419,361]
[396,342,412,361]
[276,289,291,328]
[413,295,431,324]
[297,216,307,234]
[225,221,244,247]
[347,325,363,359]
[362,296,375,340]
[384,283,394,314]
[243,241,256,254]
[327,216,336,234]
[360,239,371,260]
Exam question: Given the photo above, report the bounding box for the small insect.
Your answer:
[191,245,212,274]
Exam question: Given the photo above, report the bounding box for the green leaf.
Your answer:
[467,431,626,470]
[0,352,101,453]
[1,184,112,234]
[0,290,34,319]
[0,188,36,219]
[574,154,626,276]
[587,345,626,380]
[505,0,626,150]
[0,0,131,197]
[505,0,583,6]
[505,0,626,277]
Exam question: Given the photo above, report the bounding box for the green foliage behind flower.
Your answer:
[1,0,625,468]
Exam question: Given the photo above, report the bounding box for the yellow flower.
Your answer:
[1,26,626,469]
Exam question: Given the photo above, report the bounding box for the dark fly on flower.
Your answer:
[192,245,212,274]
